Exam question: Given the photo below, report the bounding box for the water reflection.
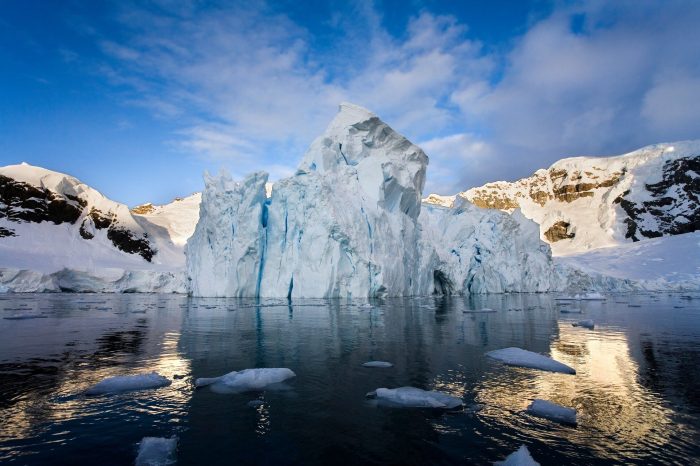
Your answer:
[0,292,698,464]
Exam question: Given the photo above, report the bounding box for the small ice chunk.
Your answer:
[572,320,595,329]
[495,445,540,466]
[579,292,605,300]
[559,308,582,314]
[362,361,393,368]
[85,372,171,395]
[486,347,575,375]
[195,368,296,392]
[135,436,177,466]
[247,400,264,408]
[366,387,463,409]
[526,399,577,425]
[3,314,47,320]
[463,308,496,313]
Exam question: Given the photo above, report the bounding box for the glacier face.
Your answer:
[187,103,560,298]
[185,171,268,297]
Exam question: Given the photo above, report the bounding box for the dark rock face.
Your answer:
[544,221,575,242]
[0,175,86,224]
[0,227,16,237]
[79,208,155,261]
[615,156,700,241]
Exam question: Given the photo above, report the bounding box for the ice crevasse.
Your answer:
[186,103,557,298]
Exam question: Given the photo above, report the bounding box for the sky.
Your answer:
[1,0,699,206]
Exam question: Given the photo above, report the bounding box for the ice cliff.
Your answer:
[186,103,557,298]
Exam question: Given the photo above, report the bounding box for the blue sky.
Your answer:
[1,0,699,206]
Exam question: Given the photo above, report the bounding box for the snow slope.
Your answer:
[426,142,700,256]
[132,193,201,247]
[555,231,700,290]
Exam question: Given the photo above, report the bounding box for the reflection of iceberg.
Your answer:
[495,445,540,466]
[135,436,177,466]
[486,347,576,374]
[366,387,463,409]
[85,372,171,395]
[195,368,296,393]
[526,399,577,425]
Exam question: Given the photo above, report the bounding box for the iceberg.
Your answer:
[526,399,577,425]
[366,386,463,409]
[135,436,177,466]
[195,368,296,392]
[186,103,559,298]
[572,319,595,329]
[362,361,393,368]
[85,372,171,395]
[486,347,576,375]
[495,445,540,466]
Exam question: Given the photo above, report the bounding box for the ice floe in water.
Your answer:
[572,319,595,329]
[526,399,577,425]
[463,308,496,313]
[362,361,393,368]
[486,347,575,375]
[3,314,47,320]
[366,387,463,409]
[195,368,296,393]
[135,436,177,466]
[85,372,171,395]
[495,445,540,466]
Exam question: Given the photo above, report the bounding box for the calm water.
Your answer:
[0,293,699,465]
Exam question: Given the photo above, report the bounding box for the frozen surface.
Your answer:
[486,347,576,374]
[85,372,171,395]
[368,387,463,409]
[195,368,296,393]
[362,361,393,368]
[135,436,177,466]
[495,445,540,466]
[526,399,577,425]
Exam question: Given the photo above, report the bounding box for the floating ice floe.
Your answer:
[195,368,296,393]
[578,292,605,300]
[572,320,595,329]
[495,445,540,466]
[3,314,48,320]
[526,399,577,425]
[366,387,463,409]
[463,308,497,313]
[135,436,177,466]
[486,347,575,375]
[85,372,171,395]
[559,308,582,314]
[362,361,393,368]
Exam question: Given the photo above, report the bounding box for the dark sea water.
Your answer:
[0,292,698,465]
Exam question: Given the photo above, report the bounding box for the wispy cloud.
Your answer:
[81,0,700,192]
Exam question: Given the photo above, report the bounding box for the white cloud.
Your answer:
[87,0,700,193]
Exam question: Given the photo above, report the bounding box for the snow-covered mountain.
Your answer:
[0,163,193,292]
[426,141,700,256]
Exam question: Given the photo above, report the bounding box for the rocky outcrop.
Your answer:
[615,156,699,241]
[544,221,575,242]
[0,174,86,224]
